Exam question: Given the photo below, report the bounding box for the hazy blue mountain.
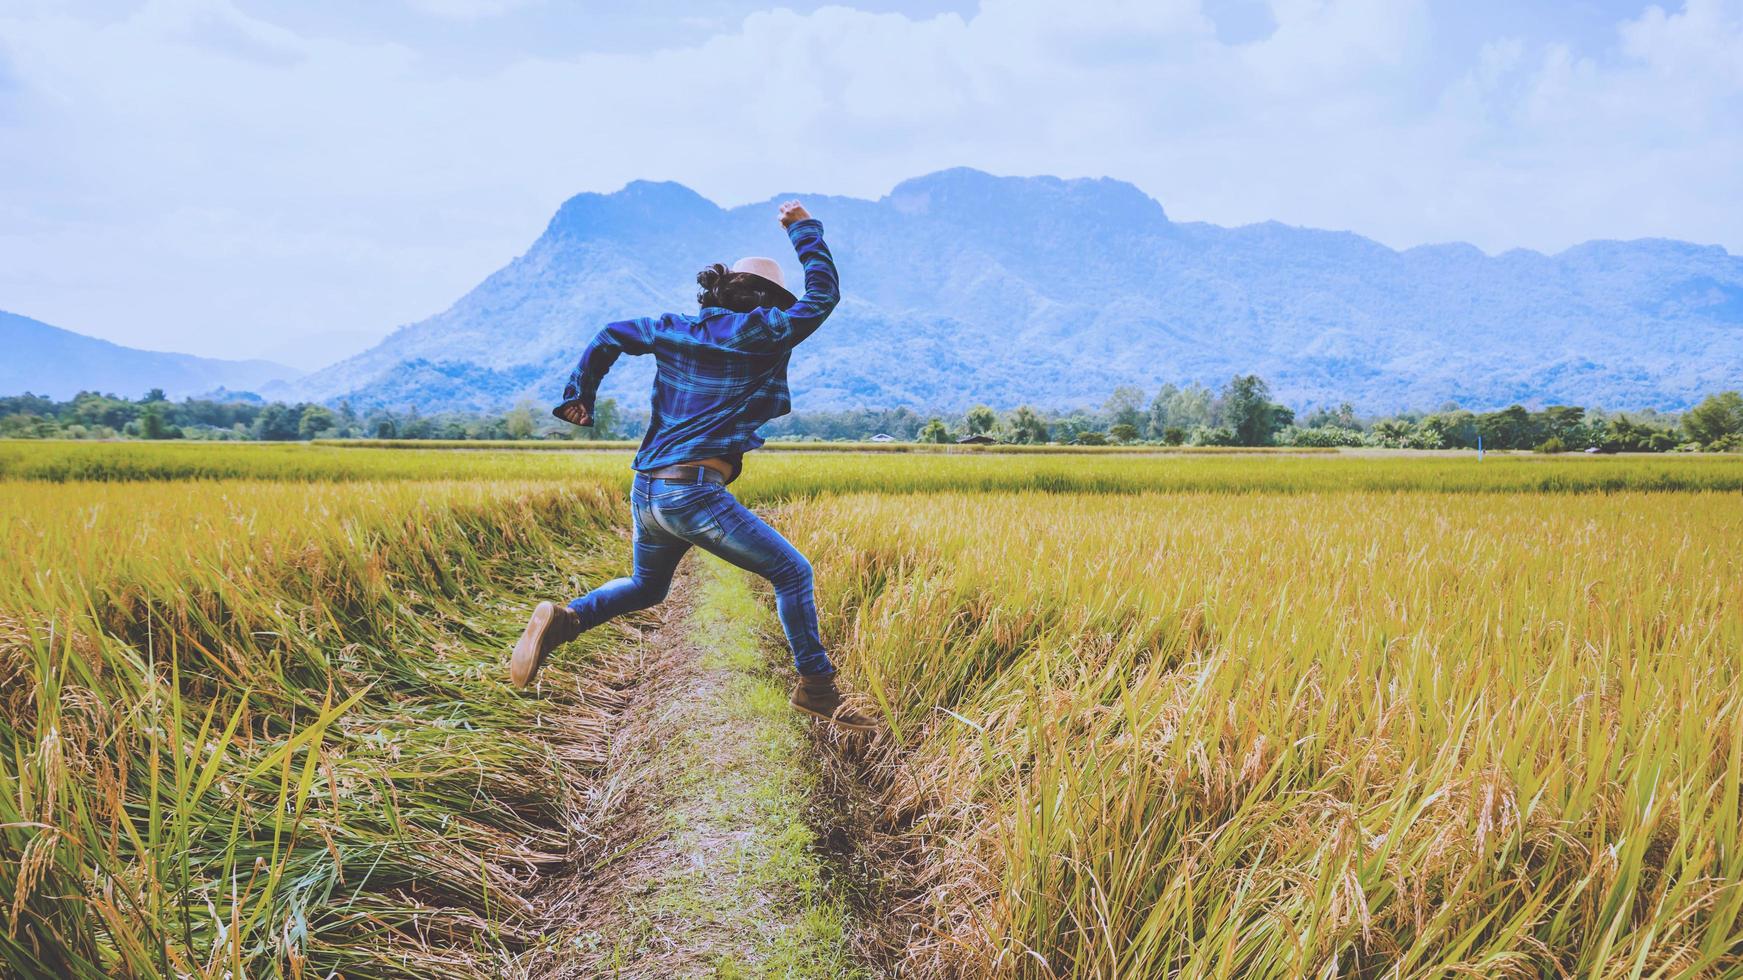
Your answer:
[2,310,300,400]
[286,168,1743,413]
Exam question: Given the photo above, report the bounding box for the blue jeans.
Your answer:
[567,474,834,676]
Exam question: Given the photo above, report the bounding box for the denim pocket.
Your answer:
[649,481,728,537]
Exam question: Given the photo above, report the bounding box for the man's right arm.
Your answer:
[554,317,656,425]
[733,206,839,353]
[769,218,838,347]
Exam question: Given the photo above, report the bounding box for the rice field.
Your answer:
[5,440,1743,495]
[781,491,1743,976]
[1,475,638,977]
[3,441,1740,977]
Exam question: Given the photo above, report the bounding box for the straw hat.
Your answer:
[731,256,797,308]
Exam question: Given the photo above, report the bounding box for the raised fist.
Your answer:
[778,199,811,227]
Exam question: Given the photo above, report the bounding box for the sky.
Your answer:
[1,0,1740,368]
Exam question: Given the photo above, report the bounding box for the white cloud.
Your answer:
[1427,0,1743,251]
[400,0,545,22]
[0,0,1739,360]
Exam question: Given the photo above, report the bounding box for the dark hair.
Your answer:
[697,263,789,313]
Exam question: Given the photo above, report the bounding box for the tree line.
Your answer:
[795,380,1739,453]
[4,380,1742,452]
[0,389,636,443]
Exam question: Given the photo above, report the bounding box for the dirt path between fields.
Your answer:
[502,556,867,979]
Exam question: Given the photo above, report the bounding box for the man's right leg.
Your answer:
[659,486,876,733]
[510,495,690,688]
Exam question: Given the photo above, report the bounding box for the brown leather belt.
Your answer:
[642,464,726,485]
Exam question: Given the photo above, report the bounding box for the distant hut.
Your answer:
[869,433,896,443]
[956,434,997,445]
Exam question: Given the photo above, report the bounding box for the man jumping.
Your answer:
[509,199,875,733]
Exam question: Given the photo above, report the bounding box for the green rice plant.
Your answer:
[0,476,640,977]
[780,491,1743,977]
[4,440,1743,495]
[315,438,1325,456]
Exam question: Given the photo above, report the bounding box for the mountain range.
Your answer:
[12,169,1743,414]
[277,168,1742,414]
[2,310,299,401]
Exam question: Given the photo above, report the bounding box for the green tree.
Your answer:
[1682,391,1743,448]
[1220,375,1282,446]
[1161,426,1186,446]
[592,398,623,439]
[0,393,56,417]
[1477,405,1533,450]
[1147,384,1178,438]
[1601,415,1671,453]
[1072,431,1108,446]
[1051,414,1099,445]
[1103,386,1147,430]
[1371,419,1412,448]
[69,392,136,430]
[1288,425,1364,448]
[1545,405,1584,431]
[965,404,997,436]
[2,412,58,438]
[297,404,336,440]
[1191,425,1237,446]
[1407,415,1450,450]
[919,418,951,444]
[1536,405,1588,445]
[505,399,537,439]
[1436,410,1479,449]
[1303,401,1352,427]
[139,402,179,439]
[1108,423,1139,444]
[400,408,434,440]
[142,387,167,403]
[1149,383,1214,434]
[253,403,300,441]
[1008,406,1049,444]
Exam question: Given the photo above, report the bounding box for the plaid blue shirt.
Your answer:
[556,218,838,477]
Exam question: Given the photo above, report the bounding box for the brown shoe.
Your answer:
[510,601,582,689]
[790,670,877,733]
